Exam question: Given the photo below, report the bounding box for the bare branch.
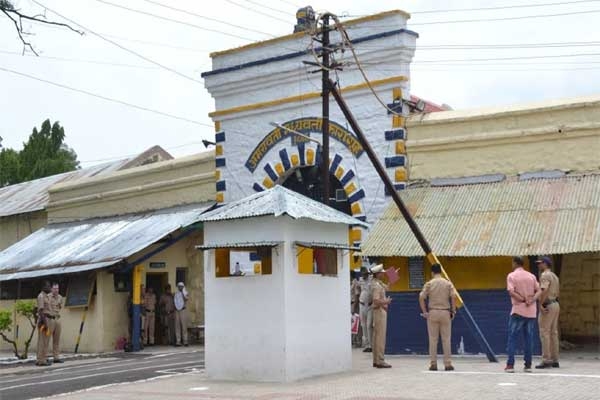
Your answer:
[1,8,38,55]
[0,1,84,56]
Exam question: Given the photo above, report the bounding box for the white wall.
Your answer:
[203,216,351,382]
[282,218,351,381]
[204,217,287,381]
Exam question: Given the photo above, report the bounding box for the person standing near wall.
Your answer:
[535,256,561,369]
[371,264,392,368]
[143,287,157,346]
[159,284,176,345]
[359,267,373,353]
[36,281,52,366]
[505,256,540,373]
[419,264,457,371]
[174,282,189,347]
[48,282,64,363]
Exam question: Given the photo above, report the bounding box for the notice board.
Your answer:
[408,257,425,289]
[65,274,94,307]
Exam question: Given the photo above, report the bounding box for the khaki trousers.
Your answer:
[539,302,560,363]
[162,313,175,345]
[52,319,61,359]
[359,304,372,348]
[372,308,387,365]
[36,318,55,363]
[427,309,452,367]
[144,311,155,344]
[175,309,189,345]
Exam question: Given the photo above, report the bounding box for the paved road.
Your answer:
[0,350,204,400]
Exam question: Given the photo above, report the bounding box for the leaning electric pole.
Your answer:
[320,14,331,205]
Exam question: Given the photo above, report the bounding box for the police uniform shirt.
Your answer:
[359,277,372,305]
[144,292,157,312]
[540,270,560,301]
[37,292,50,316]
[48,293,63,317]
[420,276,456,310]
[371,279,387,309]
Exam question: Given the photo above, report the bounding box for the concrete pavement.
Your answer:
[38,348,599,400]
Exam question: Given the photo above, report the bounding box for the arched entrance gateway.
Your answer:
[246,117,368,223]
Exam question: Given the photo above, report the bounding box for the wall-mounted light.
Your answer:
[202,139,216,148]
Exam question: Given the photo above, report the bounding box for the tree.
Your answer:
[0,0,83,55]
[0,119,80,187]
[0,300,38,359]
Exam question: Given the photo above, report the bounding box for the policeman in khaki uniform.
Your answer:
[535,256,561,369]
[419,263,457,371]
[370,264,392,369]
[48,283,64,363]
[143,287,157,345]
[36,282,52,366]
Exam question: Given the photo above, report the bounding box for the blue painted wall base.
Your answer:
[385,290,541,356]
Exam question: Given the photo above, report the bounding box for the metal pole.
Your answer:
[132,265,143,352]
[321,14,330,205]
[329,81,498,363]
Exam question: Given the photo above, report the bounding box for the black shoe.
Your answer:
[429,365,438,371]
[445,365,455,371]
[174,343,182,347]
[535,363,551,369]
[363,348,372,353]
[375,362,392,369]
[552,362,560,368]
[53,358,64,363]
[184,343,189,347]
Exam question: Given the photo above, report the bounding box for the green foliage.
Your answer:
[0,0,15,11]
[0,309,11,332]
[0,300,38,359]
[15,300,37,320]
[0,119,79,187]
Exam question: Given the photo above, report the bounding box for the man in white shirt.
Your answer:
[174,282,189,347]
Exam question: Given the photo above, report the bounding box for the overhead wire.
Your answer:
[93,0,260,41]
[344,8,600,27]
[239,0,295,16]
[137,0,277,38]
[0,49,160,69]
[223,0,290,23]
[31,0,204,84]
[0,65,212,127]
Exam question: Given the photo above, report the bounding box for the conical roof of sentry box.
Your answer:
[198,185,368,228]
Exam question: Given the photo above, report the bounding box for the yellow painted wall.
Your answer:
[406,96,600,179]
[0,211,47,251]
[383,256,527,292]
[47,153,216,222]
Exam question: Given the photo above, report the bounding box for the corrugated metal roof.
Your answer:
[0,203,213,281]
[362,174,600,257]
[0,159,130,217]
[199,185,369,227]
[295,241,361,251]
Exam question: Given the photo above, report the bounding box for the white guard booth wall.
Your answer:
[203,215,351,382]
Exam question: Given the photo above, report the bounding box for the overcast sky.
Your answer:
[1,0,599,167]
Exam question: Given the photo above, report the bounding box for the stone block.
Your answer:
[592,274,600,291]
[578,292,599,307]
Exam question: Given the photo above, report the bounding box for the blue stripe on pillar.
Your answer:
[385,129,406,140]
[279,148,291,171]
[340,170,355,186]
[298,143,306,165]
[215,132,226,142]
[215,157,226,168]
[264,164,279,182]
[253,183,265,192]
[348,189,366,204]
[385,156,405,168]
[216,180,226,192]
[329,154,343,174]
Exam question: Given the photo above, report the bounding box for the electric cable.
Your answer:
[31,0,204,84]
[0,65,212,127]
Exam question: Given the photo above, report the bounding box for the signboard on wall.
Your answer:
[229,251,261,276]
[408,257,425,289]
[66,274,94,307]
